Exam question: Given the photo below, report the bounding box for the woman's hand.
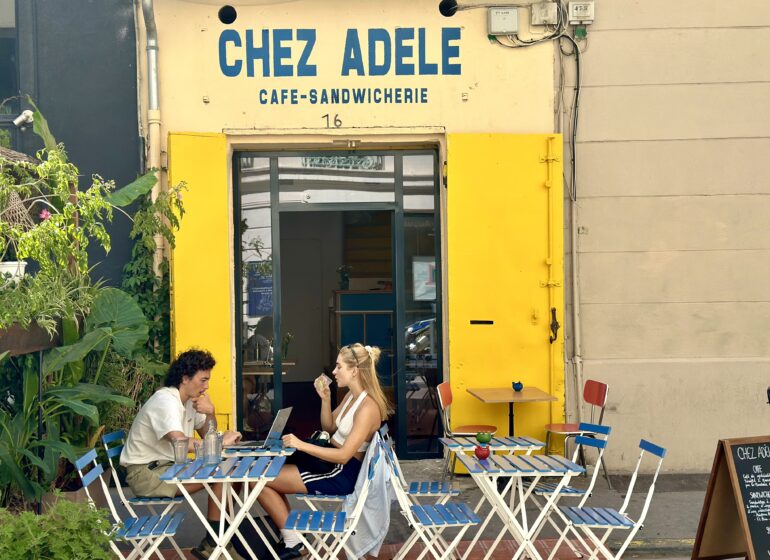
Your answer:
[282,433,305,451]
[313,374,332,400]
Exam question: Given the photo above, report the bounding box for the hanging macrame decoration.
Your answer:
[0,191,35,230]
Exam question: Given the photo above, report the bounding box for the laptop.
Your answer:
[226,406,293,449]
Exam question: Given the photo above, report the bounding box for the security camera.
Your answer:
[12,110,34,128]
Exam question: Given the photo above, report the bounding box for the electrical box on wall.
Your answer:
[568,1,594,25]
[531,2,559,26]
[488,7,519,35]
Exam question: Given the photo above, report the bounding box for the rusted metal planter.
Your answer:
[0,322,60,356]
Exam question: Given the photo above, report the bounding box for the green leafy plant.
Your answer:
[0,496,113,558]
[0,355,132,506]
[0,104,159,333]
[0,101,173,507]
[0,129,10,149]
[121,183,185,362]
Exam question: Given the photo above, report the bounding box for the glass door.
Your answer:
[395,154,442,457]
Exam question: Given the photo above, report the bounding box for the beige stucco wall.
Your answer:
[564,0,770,472]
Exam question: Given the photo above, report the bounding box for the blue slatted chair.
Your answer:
[73,449,185,560]
[101,431,185,559]
[285,435,384,560]
[379,438,479,560]
[528,424,612,558]
[297,425,459,511]
[549,439,667,560]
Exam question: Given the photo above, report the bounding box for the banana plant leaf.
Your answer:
[46,384,133,407]
[43,328,112,375]
[30,438,81,464]
[27,96,57,151]
[44,287,150,374]
[45,397,99,425]
[86,288,149,358]
[107,172,157,207]
[0,443,41,500]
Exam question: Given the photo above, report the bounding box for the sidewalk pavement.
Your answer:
[149,458,704,558]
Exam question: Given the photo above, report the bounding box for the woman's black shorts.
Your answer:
[287,448,362,496]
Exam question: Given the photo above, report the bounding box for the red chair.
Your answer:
[437,382,497,478]
[545,379,611,487]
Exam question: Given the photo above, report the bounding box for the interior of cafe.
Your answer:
[235,152,443,458]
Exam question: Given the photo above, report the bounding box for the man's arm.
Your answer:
[191,394,242,445]
[163,430,197,452]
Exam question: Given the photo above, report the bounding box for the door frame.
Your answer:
[233,149,442,458]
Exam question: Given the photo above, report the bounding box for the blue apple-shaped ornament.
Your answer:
[512,381,524,392]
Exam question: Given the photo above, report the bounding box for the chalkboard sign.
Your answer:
[693,436,770,560]
[730,441,770,553]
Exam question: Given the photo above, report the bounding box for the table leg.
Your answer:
[509,402,514,436]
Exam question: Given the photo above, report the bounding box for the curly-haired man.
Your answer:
[121,348,243,559]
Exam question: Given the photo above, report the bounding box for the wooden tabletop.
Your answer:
[467,386,557,404]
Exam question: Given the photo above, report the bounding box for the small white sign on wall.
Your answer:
[413,256,436,301]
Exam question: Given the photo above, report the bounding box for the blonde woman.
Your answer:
[257,343,392,559]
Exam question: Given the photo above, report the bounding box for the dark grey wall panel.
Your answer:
[18,0,140,285]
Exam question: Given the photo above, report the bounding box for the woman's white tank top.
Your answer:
[331,391,370,452]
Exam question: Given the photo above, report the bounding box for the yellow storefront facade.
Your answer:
[142,0,565,457]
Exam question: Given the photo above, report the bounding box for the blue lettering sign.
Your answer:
[341,29,365,76]
[218,26,461,79]
[296,29,317,76]
[441,27,461,75]
[246,29,270,77]
[418,28,438,75]
[273,29,293,77]
[368,29,391,76]
[219,29,242,77]
[394,28,414,75]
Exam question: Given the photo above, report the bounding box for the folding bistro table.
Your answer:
[467,387,557,436]
[160,454,288,560]
[450,450,584,560]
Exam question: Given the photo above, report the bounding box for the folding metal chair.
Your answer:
[528,424,611,558]
[101,430,185,559]
[380,438,480,560]
[297,425,460,511]
[73,449,185,560]
[551,439,667,560]
[284,436,383,560]
[436,381,497,479]
[545,379,611,488]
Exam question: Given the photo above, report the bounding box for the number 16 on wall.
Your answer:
[322,114,342,128]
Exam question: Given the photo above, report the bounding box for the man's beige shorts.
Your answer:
[125,462,177,499]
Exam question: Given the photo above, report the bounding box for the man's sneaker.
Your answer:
[191,538,245,560]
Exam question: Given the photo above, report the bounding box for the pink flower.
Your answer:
[39,209,51,220]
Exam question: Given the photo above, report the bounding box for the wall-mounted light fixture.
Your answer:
[12,110,34,129]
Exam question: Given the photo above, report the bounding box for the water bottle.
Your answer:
[203,420,220,464]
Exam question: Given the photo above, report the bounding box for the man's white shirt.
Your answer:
[120,386,207,466]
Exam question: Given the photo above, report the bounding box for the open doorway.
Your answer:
[235,151,442,458]
[279,210,394,438]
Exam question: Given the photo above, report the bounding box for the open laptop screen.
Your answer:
[225,406,293,449]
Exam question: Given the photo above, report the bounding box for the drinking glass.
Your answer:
[172,437,189,464]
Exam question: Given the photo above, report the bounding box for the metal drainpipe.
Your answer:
[141,0,164,276]
[570,198,584,424]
